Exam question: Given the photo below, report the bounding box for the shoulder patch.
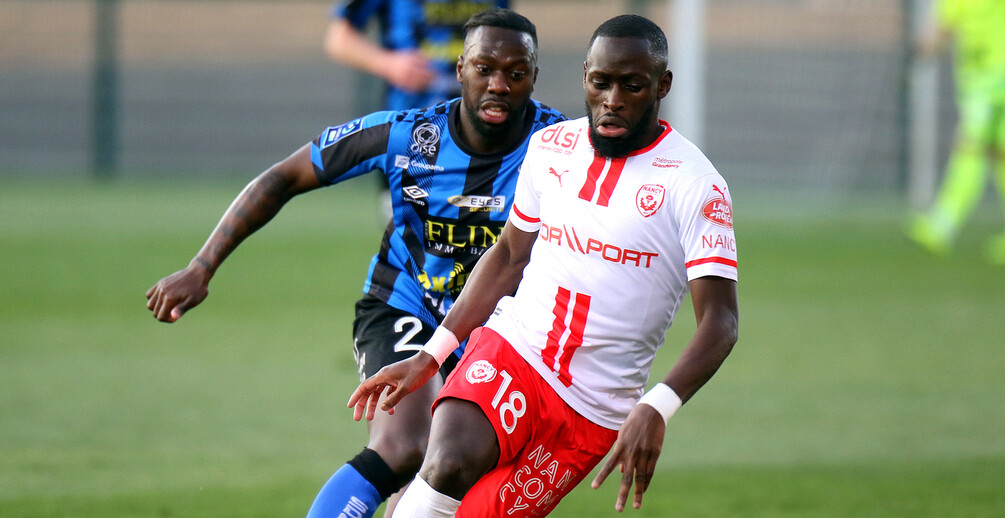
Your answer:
[701,184,733,228]
[320,118,363,148]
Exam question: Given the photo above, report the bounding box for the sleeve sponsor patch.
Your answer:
[701,184,733,228]
[320,118,363,148]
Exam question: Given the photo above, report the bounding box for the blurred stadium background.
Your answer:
[3,1,1004,517]
[1,0,955,200]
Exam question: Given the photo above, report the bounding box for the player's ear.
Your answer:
[657,70,672,99]
[456,55,465,83]
[532,65,539,85]
[582,61,588,89]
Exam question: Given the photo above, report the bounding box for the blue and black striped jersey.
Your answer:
[311,98,565,328]
[332,0,508,110]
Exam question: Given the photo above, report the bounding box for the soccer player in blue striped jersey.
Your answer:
[325,0,509,111]
[145,8,563,518]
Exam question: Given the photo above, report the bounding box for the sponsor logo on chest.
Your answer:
[425,216,504,256]
[538,222,660,268]
[395,154,444,172]
[536,125,583,155]
[448,195,507,212]
[651,157,682,168]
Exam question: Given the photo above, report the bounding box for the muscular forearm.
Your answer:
[191,169,300,277]
[662,277,739,403]
[441,225,535,340]
[146,145,318,323]
[662,316,737,404]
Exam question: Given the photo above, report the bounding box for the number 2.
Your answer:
[392,316,423,352]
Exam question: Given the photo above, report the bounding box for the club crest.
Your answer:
[465,360,497,384]
[410,122,441,158]
[636,184,666,218]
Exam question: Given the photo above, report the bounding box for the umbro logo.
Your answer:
[403,185,429,200]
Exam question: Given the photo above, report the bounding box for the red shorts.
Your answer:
[434,327,618,518]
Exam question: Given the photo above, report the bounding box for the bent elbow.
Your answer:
[725,314,739,349]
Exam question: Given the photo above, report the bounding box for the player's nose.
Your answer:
[487,71,510,95]
[603,85,626,111]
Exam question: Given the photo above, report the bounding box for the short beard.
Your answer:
[586,101,658,158]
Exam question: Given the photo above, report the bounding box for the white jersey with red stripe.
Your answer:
[483,116,738,430]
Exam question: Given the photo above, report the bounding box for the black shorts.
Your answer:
[352,295,459,381]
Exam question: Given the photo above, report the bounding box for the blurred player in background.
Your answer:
[146,9,563,518]
[325,0,508,111]
[350,14,739,517]
[909,0,1005,263]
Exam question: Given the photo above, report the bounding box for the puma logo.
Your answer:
[548,167,567,186]
[712,185,727,200]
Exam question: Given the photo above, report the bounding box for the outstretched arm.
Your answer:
[348,221,538,420]
[145,144,322,322]
[592,276,738,511]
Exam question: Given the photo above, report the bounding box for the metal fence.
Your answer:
[0,0,954,196]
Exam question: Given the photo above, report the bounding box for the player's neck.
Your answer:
[636,121,667,151]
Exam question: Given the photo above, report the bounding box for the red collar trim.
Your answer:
[628,120,672,157]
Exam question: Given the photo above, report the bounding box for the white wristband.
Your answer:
[637,383,682,424]
[420,326,460,366]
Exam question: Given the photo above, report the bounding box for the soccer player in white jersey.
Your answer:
[349,14,739,517]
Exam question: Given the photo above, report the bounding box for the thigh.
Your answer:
[438,328,619,517]
[421,397,501,499]
[433,327,536,462]
[353,297,454,480]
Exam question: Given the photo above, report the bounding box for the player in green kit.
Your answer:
[909,0,1005,263]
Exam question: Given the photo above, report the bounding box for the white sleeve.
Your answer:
[508,138,544,232]
[676,172,738,281]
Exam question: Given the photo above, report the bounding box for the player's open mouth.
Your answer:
[596,121,628,138]
[480,103,510,124]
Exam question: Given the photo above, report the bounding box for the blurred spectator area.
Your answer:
[0,0,955,195]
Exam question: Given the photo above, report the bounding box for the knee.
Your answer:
[419,434,497,499]
[415,398,499,497]
[419,451,483,498]
[369,433,427,478]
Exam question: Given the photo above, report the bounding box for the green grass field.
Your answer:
[1,178,1003,517]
